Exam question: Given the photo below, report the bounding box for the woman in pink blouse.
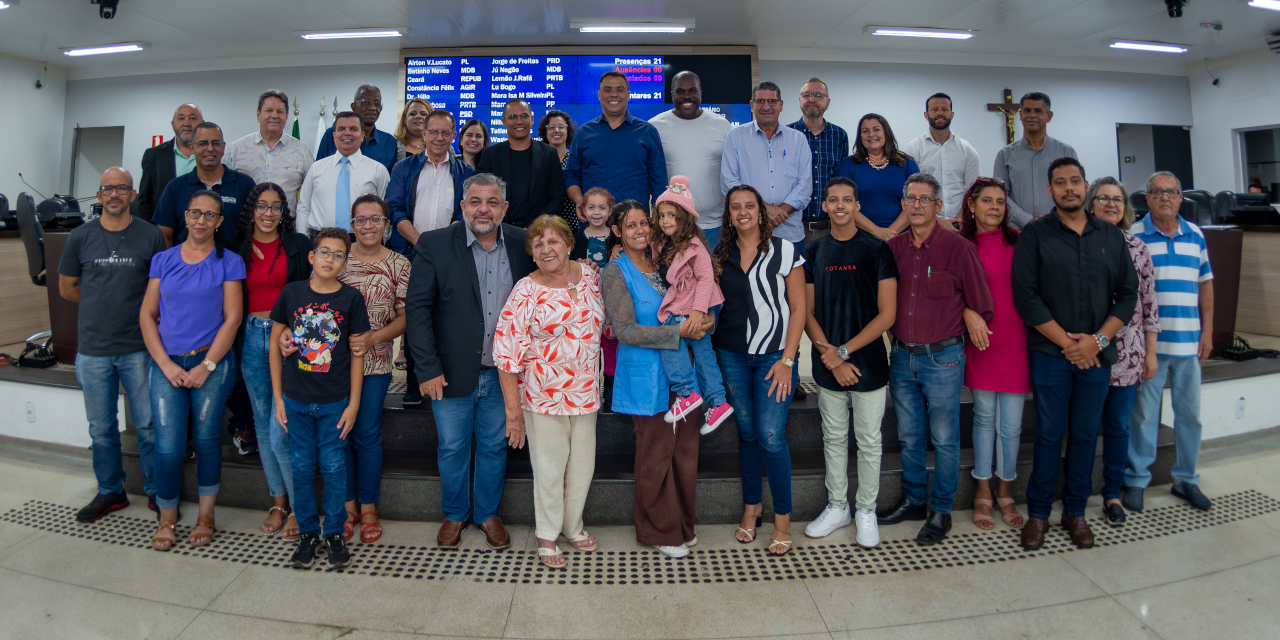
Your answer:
[494,214,605,569]
[1087,177,1159,526]
[957,177,1030,531]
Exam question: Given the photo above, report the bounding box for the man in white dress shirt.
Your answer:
[295,111,390,234]
[902,93,980,231]
[225,90,314,211]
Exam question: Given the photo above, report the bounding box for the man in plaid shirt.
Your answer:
[787,77,849,245]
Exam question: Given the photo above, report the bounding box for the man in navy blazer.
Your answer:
[475,99,564,228]
[404,172,535,551]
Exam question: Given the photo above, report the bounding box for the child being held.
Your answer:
[571,187,619,403]
[652,176,734,434]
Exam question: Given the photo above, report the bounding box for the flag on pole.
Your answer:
[314,112,327,155]
[291,115,300,140]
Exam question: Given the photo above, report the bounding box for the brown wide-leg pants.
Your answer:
[631,408,702,547]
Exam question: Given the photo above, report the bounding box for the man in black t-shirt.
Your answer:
[476,99,565,228]
[59,167,169,523]
[801,177,899,549]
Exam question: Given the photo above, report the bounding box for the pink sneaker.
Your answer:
[700,403,734,435]
[663,392,703,425]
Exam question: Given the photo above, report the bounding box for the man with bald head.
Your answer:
[59,167,168,523]
[139,103,203,222]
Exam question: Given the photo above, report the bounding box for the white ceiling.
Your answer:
[1,0,1277,77]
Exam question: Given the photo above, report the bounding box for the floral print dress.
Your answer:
[1111,232,1160,388]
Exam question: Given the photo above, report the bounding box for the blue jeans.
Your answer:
[284,397,350,536]
[889,342,964,514]
[718,349,796,515]
[659,314,726,406]
[150,350,236,510]
[1027,351,1110,520]
[76,351,155,496]
[1101,384,1137,501]
[346,373,392,504]
[241,315,289,498]
[432,368,508,523]
[702,226,721,253]
[1127,355,1202,488]
[970,389,1024,482]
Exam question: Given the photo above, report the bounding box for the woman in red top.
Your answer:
[957,177,1030,531]
[233,182,312,538]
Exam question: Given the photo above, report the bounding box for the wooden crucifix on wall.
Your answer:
[987,89,1021,145]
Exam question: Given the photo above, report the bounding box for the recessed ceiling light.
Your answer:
[1248,0,1280,12]
[1109,40,1189,54]
[865,26,974,40]
[0,1,18,9]
[62,42,148,57]
[296,28,404,40]
[571,19,691,33]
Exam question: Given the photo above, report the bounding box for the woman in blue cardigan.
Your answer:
[832,114,920,241]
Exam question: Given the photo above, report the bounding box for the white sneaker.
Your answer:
[855,508,880,549]
[804,503,852,538]
[684,535,698,548]
[654,543,690,558]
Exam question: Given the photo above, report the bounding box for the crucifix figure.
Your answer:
[987,89,1021,145]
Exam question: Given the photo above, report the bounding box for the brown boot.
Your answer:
[437,519,467,549]
[1061,515,1095,548]
[1020,518,1049,550]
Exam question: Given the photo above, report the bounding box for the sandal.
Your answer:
[151,520,176,551]
[261,505,288,535]
[736,509,763,544]
[281,513,300,541]
[560,530,597,551]
[997,497,1024,528]
[538,544,567,569]
[768,527,792,556]
[394,350,407,370]
[359,511,383,544]
[189,515,215,547]
[342,509,357,542]
[973,497,996,530]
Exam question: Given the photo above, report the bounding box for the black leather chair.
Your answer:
[0,193,12,231]
[1131,190,1150,219]
[1181,190,1217,226]
[15,193,46,286]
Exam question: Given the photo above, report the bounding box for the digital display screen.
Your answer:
[404,54,753,146]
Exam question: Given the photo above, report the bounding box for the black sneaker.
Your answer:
[147,494,182,521]
[402,387,423,407]
[1172,482,1212,511]
[75,491,129,523]
[290,532,322,569]
[231,429,258,456]
[324,532,351,569]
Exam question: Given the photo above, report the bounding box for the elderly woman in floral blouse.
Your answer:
[1087,176,1159,527]
[494,214,605,569]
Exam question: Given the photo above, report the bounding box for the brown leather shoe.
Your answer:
[478,517,511,550]
[1061,515,1095,548]
[1021,517,1049,550]
[437,519,467,549]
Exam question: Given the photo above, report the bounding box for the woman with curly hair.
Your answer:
[233,182,312,539]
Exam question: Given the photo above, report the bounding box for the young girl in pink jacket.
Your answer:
[652,176,734,434]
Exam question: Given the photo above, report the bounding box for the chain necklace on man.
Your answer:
[98,218,130,261]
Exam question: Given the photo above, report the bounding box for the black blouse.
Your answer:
[712,237,805,354]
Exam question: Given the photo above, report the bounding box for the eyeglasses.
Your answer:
[355,99,383,109]
[425,129,452,139]
[751,98,781,107]
[903,196,937,206]
[313,248,347,262]
[352,215,386,227]
[1093,195,1126,206]
[1149,189,1182,200]
[800,92,828,100]
[504,112,533,122]
[255,201,283,215]
[545,124,568,131]
[98,184,133,195]
[194,140,225,149]
[184,209,221,222]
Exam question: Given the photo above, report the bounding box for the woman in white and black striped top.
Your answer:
[711,184,807,557]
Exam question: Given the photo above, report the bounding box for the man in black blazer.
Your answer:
[404,172,534,551]
[137,103,203,222]
[475,99,564,228]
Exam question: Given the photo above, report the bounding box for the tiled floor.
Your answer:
[1,449,1278,639]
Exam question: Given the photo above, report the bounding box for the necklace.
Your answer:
[868,156,889,170]
[98,218,130,261]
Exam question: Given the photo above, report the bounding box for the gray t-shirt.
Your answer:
[57,217,167,357]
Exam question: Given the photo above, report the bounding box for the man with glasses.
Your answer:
[153,122,256,246]
[297,112,391,234]
[878,172,993,546]
[476,99,564,228]
[565,70,667,216]
[226,90,314,211]
[903,93,980,231]
[316,84,398,172]
[59,167,168,522]
[721,81,813,254]
[992,92,1077,229]
[1124,171,1215,513]
[787,78,849,245]
[650,71,733,248]
[386,108,474,405]
[139,103,203,223]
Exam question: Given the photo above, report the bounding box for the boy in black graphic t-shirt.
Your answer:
[271,228,370,569]
[801,177,899,548]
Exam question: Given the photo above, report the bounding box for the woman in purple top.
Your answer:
[1087,177,1159,526]
[139,190,246,551]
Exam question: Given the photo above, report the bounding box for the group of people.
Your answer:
[60,73,1214,569]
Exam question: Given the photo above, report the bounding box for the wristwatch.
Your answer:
[1092,333,1110,350]
[202,358,217,372]
[781,355,795,368]
[836,345,850,360]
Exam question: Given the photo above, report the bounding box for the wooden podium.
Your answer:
[43,232,79,363]
[1203,227,1242,357]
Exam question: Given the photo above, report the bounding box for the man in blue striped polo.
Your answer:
[1123,171,1215,512]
